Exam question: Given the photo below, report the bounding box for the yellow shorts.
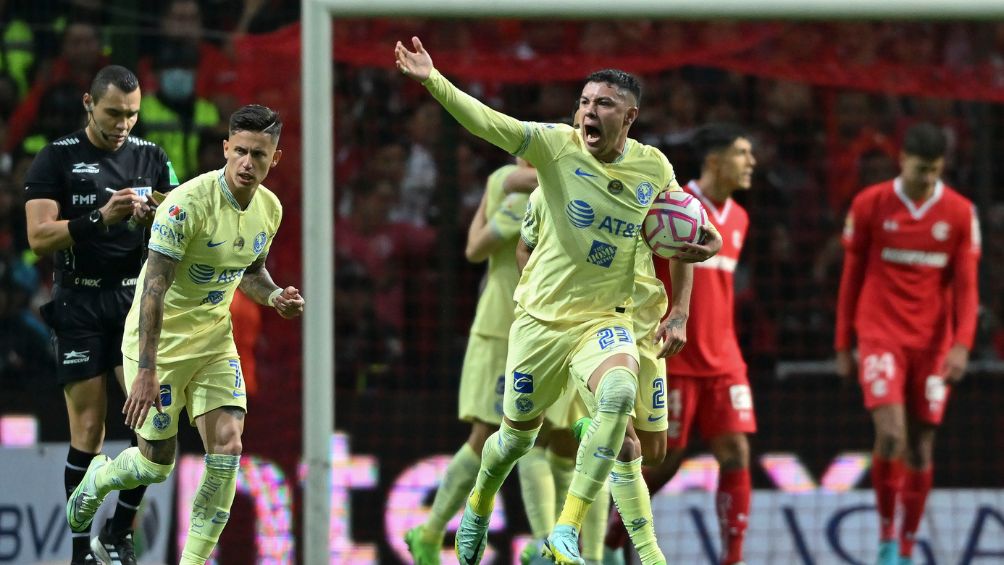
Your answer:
[545,378,579,429]
[457,333,507,425]
[504,308,638,423]
[124,354,248,441]
[551,336,661,430]
[633,332,668,433]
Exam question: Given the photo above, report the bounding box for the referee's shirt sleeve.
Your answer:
[148,193,199,261]
[155,147,180,192]
[23,145,62,201]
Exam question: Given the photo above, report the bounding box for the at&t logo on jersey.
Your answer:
[587,240,617,267]
[566,200,642,238]
[566,200,595,228]
[216,268,246,284]
[188,263,215,284]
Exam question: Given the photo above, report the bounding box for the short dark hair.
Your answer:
[90,65,139,102]
[229,104,282,141]
[692,122,750,164]
[584,69,642,106]
[902,122,947,160]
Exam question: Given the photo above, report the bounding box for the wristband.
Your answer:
[268,287,284,307]
[67,213,103,242]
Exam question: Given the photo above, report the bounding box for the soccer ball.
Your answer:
[642,191,708,259]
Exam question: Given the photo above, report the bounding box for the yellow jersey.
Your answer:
[469,164,530,338]
[424,69,678,323]
[122,169,282,363]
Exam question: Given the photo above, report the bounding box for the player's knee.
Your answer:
[712,434,749,471]
[618,434,641,461]
[596,368,637,415]
[875,430,906,459]
[71,419,105,450]
[495,422,539,463]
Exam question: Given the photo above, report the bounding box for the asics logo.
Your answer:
[575,167,597,178]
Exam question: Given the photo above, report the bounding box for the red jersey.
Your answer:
[657,181,748,377]
[835,178,981,351]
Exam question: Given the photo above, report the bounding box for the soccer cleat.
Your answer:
[67,454,111,532]
[572,417,592,444]
[405,525,441,565]
[876,540,899,565]
[542,524,584,565]
[454,502,489,565]
[602,545,626,565]
[521,538,552,565]
[90,522,137,565]
[70,552,97,564]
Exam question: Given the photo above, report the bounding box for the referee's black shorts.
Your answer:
[40,284,135,385]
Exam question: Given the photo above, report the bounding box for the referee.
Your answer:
[24,65,177,565]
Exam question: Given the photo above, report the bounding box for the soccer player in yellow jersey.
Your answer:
[66,105,304,565]
[520,184,683,565]
[396,37,720,565]
[405,158,536,565]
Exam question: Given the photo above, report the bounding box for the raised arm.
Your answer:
[124,250,178,429]
[395,36,528,155]
[239,254,305,319]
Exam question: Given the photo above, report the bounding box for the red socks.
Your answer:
[871,456,904,540]
[899,467,933,558]
[717,468,751,565]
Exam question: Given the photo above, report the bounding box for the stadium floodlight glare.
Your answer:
[302,0,1004,562]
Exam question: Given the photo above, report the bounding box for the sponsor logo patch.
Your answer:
[515,397,534,413]
[62,350,90,365]
[72,162,99,174]
[513,371,534,393]
[201,290,226,305]
[160,385,172,407]
[188,263,215,284]
[586,240,617,268]
[167,204,187,223]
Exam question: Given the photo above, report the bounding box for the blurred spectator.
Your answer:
[135,41,222,182]
[16,82,86,158]
[334,261,398,391]
[398,102,442,225]
[335,179,436,340]
[138,0,238,110]
[2,21,105,156]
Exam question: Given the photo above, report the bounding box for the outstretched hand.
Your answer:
[394,36,433,82]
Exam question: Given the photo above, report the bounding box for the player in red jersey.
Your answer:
[835,122,980,565]
[603,123,756,565]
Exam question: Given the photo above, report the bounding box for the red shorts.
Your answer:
[665,371,757,449]
[857,340,951,424]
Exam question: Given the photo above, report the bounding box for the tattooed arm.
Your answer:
[124,250,178,429]
[239,253,305,319]
[238,254,280,305]
[656,259,693,359]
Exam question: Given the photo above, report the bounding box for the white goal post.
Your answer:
[300,1,1003,562]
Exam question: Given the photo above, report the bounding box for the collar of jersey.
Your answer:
[609,139,631,164]
[217,169,247,211]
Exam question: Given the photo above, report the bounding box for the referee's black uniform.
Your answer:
[25,131,176,383]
